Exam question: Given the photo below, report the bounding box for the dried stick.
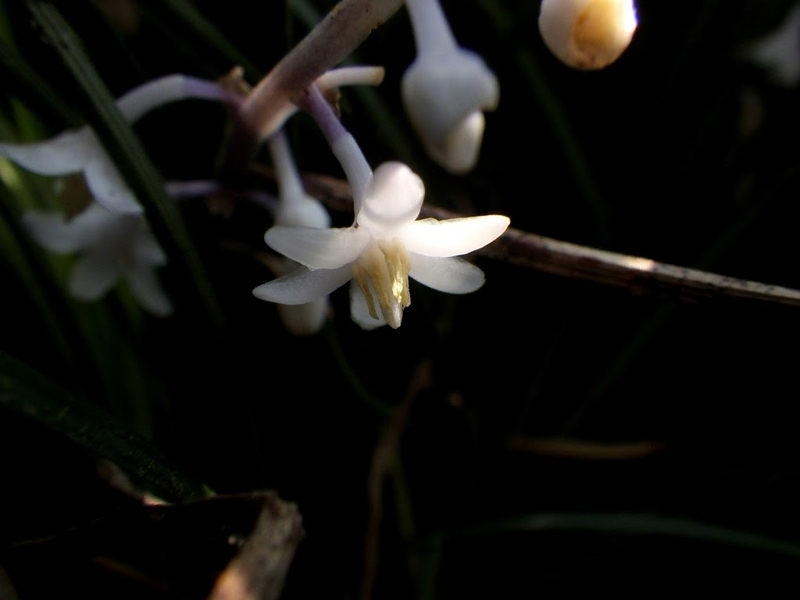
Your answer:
[209,494,304,600]
[299,170,800,309]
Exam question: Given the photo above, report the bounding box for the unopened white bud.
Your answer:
[402,49,498,173]
[539,0,638,70]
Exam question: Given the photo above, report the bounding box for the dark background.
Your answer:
[2,0,800,597]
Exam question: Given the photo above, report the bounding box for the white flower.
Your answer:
[402,0,499,174]
[0,74,241,214]
[23,202,173,316]
[264,132,331,336]
[252,162,509,330]
[539,0,638,70]
[744,2,800,87]
[0,127,143,214]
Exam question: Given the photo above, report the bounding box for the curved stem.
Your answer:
[405,0,458,56]
[268,130,305,200]
[117,75,242,123]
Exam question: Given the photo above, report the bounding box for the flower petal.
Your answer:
[422,110,485,175]
[68,252,120,300]
[66,202,120,245]
[402,215,509,257]
[265,226,370,269]
[349,281,387,330]
[409,254,485,294]
[83,154,143,214]
[22,212,81,253]
[133,233,168,266]
[253,264,352,305]
[277,300,329,336]
[357,162,424,237]
[125,264,173,316]
[0,129,94,175]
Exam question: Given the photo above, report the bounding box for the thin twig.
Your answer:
[299,170,800,309]
[362,360,431,600]
[487,225,800,307]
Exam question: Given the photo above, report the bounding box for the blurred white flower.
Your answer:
[0,128,142,214]
[253,162,509,330]
[0,74,241,214]
[24,202,173,316]
[402,0,499,173]
[744,3,800,87]
[539,0,638,70]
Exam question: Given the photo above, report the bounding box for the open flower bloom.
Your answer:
[0,75,241,214]
[24,202,173,316]
[253,162,509,330]
[402,0,499,173]
[539,0,638,70]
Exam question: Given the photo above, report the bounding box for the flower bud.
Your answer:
[539,0,638,70]
[402,49,499,173]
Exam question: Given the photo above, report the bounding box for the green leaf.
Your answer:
[0,350,208,501]
[162,0,262,78]
[0,38,82,126]
[452,512,800,559]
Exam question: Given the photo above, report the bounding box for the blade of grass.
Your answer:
[26,0,227,339]
[0,178,109,405]
[161,0,263,78]
[0,38,81,126]
[0,350,209,502]
[450,512,800,560]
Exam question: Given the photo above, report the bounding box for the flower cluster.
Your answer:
[0,75,235,315]
[1,0,511,332]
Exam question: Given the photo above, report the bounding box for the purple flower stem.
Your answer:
[302,85,372,216]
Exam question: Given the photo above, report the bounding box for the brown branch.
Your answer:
[507,436,665,461]
[209,494,303,600]
[222,0,404,176]
[486,226,800,307]
[240,0,403,136]
[299,171,800,309]
[6,492,302,600]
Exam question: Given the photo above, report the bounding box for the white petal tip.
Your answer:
[358,163,425,233]
[277,300,329,336]
[426,111,486,174]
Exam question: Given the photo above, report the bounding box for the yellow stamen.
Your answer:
[351,238,411,328]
